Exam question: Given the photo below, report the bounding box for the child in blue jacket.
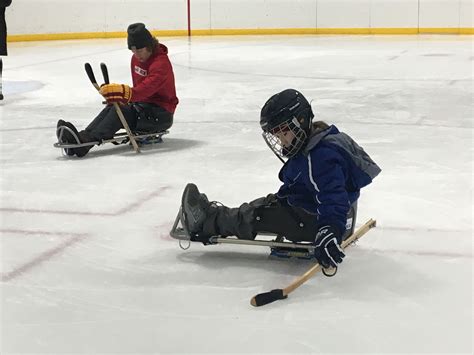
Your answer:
[180,89,381,269]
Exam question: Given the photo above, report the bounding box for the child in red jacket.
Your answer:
[57,23,179,157]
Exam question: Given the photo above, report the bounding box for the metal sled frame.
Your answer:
[170,206,316,251]
[54,127,169,153]
[55,125,82,156]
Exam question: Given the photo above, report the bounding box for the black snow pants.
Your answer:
[202,195,357,242]
[0,6,8,56]
[84,103,173,142]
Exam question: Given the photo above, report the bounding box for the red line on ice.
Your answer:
[1,233,88,282]
[0,186,169,216]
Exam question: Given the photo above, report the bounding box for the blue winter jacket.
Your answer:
[276,125,381,235]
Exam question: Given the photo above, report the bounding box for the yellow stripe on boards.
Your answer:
[191,28,319,35]
[419,28,463,34]
[370,28,419,35]
[9,32,122,42]
[8,27,473,42]
[317,28,371,35]
[8,30,189,42]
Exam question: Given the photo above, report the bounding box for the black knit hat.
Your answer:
[127,23,153,50]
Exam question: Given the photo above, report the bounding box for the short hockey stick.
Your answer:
[100,62,110,85]
[84,62,140,153]
[84,63,100,90]
[250,218,377,307]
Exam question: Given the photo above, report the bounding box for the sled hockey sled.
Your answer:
[170,198,362,260]
[170,206,331,260]
[54,126,169,155]
[170,203,376,306]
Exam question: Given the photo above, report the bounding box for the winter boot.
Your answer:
[56,119,81,156]
[56,120,94,157]
[181,183,214,243]
[74,130,95,157]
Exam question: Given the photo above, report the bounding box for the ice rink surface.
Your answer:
[1,35,472,354]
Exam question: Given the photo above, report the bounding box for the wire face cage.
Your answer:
[262,117,307,159]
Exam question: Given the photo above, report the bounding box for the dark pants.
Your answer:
[0,7,7,56]
[84,103,173,142]
[203,195,357,242]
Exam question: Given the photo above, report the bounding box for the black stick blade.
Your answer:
[100,63,110,84]
[250,289,287,307]
[84,63,98,86]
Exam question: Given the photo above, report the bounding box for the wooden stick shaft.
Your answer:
[85,63,140,153]
[283,219,376,295]
[94,85,140,153]
[112,102,141,153]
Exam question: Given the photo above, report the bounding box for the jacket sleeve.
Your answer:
[131,58,172,102]
[307,147,350,237]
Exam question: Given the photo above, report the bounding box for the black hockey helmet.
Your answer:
[260,89,314,159]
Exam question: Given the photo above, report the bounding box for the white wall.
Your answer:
[316,0,371,29]
[460,0,474,28]
[104,0,187,32]
[209,0,317,30]
[370,0,419,28]
[8,0,187,35]
[419,0,460,28]
[7,0,473,36]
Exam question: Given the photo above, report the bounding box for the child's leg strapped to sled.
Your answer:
[181,183,357,246]
[56,103,173,157]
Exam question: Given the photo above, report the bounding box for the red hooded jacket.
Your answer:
[130,43,178,114]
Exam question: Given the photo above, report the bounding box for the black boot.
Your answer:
[180,183,258,243]
[56,120,93,157]
[181,183,215,243]
[75,130,94,157]
[57,119,80,156]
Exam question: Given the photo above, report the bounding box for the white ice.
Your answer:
[1,35,473,354]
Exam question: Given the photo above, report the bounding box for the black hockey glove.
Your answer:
[313,225,345,269]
